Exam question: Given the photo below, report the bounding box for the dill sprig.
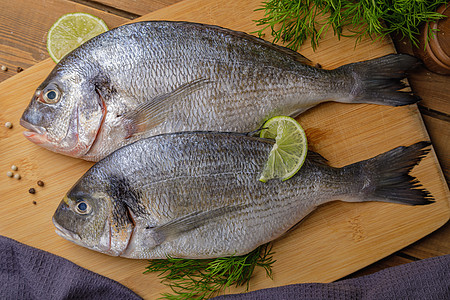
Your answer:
[253,0,447,51]
[144,243,275,299]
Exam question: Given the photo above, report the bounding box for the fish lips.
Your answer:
[52,217,82,243]
[20,119,48,145]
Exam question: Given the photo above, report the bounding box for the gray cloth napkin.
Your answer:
[215,253,450,300]
[2,234,449,299]
[0,235,142,300]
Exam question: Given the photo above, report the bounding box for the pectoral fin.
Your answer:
[121,78,212,138]
[147,204,245,246]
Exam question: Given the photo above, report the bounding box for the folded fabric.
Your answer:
[215,254,450,300]
[2,234,449,300]
[0,235,142,300]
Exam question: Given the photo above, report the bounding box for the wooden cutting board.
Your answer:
[0,0,449,298]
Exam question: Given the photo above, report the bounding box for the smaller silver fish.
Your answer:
[52,132,433,259]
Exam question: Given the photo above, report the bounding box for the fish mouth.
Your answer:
[20,119,48,144]
[53,217,81,243]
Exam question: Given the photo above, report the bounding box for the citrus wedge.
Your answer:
[47,12,108,63]
[259,116,308,182]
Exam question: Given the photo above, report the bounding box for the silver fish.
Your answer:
[21,21,419,161]
[52,132,433,259]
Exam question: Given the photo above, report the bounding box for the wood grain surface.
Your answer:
[0,0,449,298]
[0,0,128,83]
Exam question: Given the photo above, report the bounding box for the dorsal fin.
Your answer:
[307,150,329,166]
[187,21,313,66]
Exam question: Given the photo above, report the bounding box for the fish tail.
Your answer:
[344,141,434,205]
[336,54,421,106]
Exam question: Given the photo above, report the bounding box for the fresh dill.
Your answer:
[144,243,275,299]
[253,0,447,51]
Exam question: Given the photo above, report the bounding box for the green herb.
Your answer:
[253,0,447,51]
[144,243,275,299]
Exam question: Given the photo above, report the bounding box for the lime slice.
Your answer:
[259,116,308,182]
[47,13,108,63]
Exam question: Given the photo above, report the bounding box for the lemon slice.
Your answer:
[47,13,108,63]
[259,116,308,182]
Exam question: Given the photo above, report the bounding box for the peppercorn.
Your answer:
[32,201,37,205]
[1,65,7,71]
[5,122,12,129]
[29,188,36,194]
[14,173,21,180]
[17,66,23,73]
[37,180,44,187]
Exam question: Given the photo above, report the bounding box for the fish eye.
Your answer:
[75,200,91,215]
[43,89,60,104]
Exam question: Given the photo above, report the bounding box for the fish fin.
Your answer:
[120,78,212,138]
[149,204,245,245]
[336,54,421,106]
[188,22,313,66]
[236,34,312,65]
[344,141,434,206]
[285,211,312,234]
[306,150,328,166]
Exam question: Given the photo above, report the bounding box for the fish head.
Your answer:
[52,186,112,254]
[52,177,134,256]
[20,65,106,159]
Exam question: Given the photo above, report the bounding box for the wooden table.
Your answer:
[1,0,449,289]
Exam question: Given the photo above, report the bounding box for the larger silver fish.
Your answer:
[21,21,419,161]
[52,132,433,259]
